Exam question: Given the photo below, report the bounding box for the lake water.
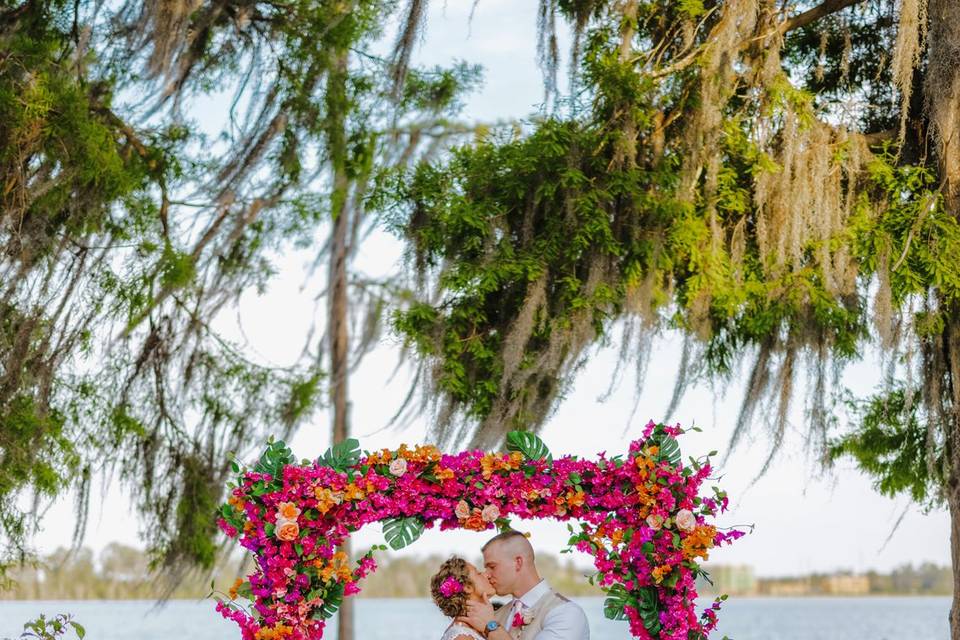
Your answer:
[0,596,950,639]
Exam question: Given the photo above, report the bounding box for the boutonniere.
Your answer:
[512,609,534,629]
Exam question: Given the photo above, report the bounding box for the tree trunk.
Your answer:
[924,4,960,636]
[949,487,960,639]
[926,0,960,214]
[327,48,354,640]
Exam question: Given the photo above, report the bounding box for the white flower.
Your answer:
[389,458,408,477]
[646,514,664,530]
[675,509,696,532]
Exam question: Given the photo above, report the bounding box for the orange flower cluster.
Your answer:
[364,448,395,465]
[633,446,658,477]
[313,487,344,514]
[480,452,524,479]
[396,443,441,464]
[342,483,365,501]
[553,489,586,516]
[681,525,717,561]
[254,624,292,640]
[651,564,673,584]
[632,448,662,519]
[434,466,455,480]
[523,487,551,501]
[228,577,244,600]
[313,551,355,584]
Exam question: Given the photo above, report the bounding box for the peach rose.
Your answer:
[389,458,408,477]
[276,519,300,541]
[455,499,471,520]
[646,514,664,530]
[675,509,696,532]
[481,503,500,523]
[277,501,301,521]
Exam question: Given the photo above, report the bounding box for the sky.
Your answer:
[31,0,951,579]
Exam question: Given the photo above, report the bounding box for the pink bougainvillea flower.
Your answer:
[439,576,463,598]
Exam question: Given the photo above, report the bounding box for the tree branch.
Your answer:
[780,0,868,34]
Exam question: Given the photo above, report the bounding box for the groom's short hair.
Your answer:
[482,530,535,559]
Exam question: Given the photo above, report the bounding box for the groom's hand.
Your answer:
[457,597,496,633]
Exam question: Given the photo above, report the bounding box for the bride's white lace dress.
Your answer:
[440,623,485,640]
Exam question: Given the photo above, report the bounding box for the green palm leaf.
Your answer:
[316,438,361,472]
[506,431,552,462]
[382,516,425,550]
[652,431,681,466]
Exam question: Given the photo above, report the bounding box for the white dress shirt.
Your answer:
[507,580,589,640]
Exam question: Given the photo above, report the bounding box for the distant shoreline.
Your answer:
[0,594,952,602]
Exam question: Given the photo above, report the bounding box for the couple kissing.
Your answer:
[430,530,589,640]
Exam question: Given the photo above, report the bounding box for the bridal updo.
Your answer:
[430,556,471,617]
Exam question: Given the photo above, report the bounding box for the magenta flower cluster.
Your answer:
[215,421,744,640]
[439,576,464,598]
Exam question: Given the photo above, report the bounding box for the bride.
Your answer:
[430,556,496,640]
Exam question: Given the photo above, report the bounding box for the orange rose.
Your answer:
[463,511,486,531]
[276,520,300,542]
[455,499,471,520]
[277,501,301,521]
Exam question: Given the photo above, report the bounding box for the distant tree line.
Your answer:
[0,545,603,600]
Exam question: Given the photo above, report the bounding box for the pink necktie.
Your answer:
[508,599,524,632]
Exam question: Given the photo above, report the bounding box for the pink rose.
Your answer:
[646,514,664,530]
[675,509,696,532]
[481,504,500,523]
[389,458,408,477]
[455,500,471,520]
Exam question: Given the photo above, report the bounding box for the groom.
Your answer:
[458,530,589,639]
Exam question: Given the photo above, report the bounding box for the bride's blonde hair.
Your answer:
[430,556,471,617]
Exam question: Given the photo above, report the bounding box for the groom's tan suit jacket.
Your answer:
[494,581,586,640]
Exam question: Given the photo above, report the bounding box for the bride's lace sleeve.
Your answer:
[440,623,485,640]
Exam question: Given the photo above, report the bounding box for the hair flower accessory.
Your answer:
[439,576,463,598]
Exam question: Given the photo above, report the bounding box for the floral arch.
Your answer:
[215,422,744,640]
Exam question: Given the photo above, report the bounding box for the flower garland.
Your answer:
[216,422,744,640]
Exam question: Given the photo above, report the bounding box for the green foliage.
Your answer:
[316,439,361,473]
[8,613,85,640]
[506,430,553,462]
[381,516,425,551]
[254,439,296,479]
[830,388,945,511]
[602,582,633,620]
[650,432,681,467]
[0,394,79,574]
[316,581,345,620]
[386,2,960,497]
[0,0,481,579]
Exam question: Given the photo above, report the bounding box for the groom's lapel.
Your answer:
[494,601,512,628]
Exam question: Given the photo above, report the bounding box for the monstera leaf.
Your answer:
[254,438,294,477]
[382,516,425,550]
[604,585,660,633]
[603,583,632,620]
[506,431,552,462]
[636,587,661,634]
[315,582,344,620]
[316,438,361,472]
[652,431,681,466]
